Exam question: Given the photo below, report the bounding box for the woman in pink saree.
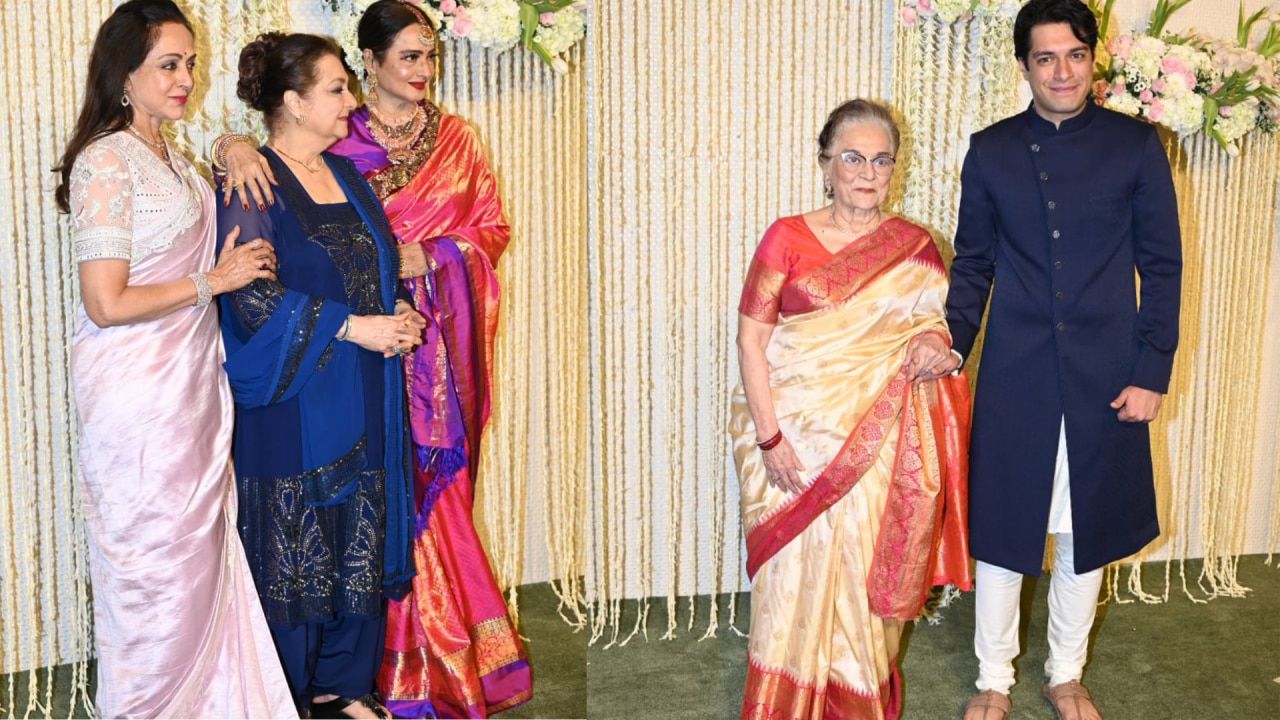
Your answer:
[220,2,527,716]
[53,1,293,717]
[730,99,972,720]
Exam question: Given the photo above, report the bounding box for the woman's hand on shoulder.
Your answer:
[345,311,425,357]
[206,226,277,295]
[220,137,276,211]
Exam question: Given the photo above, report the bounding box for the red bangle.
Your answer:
[757,429,783,451]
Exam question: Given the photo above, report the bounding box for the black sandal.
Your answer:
[309,694,391,719]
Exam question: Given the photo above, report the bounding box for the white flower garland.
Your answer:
[330,0,585,77]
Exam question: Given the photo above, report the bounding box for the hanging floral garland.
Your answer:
[900,0,1020,25]
[329,0,585,76]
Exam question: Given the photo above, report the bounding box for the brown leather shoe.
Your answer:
[963,689,1011,720]
[1043,680,1102,720]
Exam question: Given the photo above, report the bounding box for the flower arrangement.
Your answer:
[329,0,585,75]
[1091,0,1279,153]
[899,0,1020,26]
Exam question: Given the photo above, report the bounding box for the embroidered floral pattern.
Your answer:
[69,133,201,264]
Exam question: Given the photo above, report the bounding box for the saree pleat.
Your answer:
[331,105,531,717]
[730,218,971,720]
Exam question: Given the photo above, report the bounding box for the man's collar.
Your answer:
[1023,100,1098,137]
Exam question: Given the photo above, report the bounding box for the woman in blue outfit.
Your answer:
[218,31,425,719]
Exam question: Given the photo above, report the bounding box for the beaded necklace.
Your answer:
[366,101,427,165]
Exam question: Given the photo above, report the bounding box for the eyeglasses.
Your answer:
[833,150,895,176]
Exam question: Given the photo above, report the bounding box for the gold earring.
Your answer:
[295,114,305,126]
[367,75,379,105]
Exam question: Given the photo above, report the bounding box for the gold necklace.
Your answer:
[366,101,427,163]
[269,143,325,174]
[127,124,165,148]
[829,205,880,240]
[127,124,169,161]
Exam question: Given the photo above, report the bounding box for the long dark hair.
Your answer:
[53,0,192,213]
[236,32,344,130]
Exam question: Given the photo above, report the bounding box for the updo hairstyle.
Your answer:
[236,32,345,128]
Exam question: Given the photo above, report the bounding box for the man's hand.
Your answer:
[1110,386,1163,422]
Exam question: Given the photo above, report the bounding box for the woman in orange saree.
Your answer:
[730,100,972,720]
[221,3,528,716]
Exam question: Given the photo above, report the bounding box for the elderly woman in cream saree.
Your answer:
[731,100,972,720]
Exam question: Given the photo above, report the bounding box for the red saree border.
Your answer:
[867,375,974,618]
[781,218,936,315]
[745,373,911,579]
[741,656,899,720]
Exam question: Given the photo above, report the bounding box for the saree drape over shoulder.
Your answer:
[330,102,530,718]
[68,133,294,718]
[730,216,972,720]
[218,151,415,628]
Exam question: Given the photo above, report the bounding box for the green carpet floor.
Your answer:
[587,556,1280,719]
[7,561,1279,719]
[1,582,585,720]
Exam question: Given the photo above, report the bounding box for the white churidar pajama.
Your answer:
[973,418,1105,694]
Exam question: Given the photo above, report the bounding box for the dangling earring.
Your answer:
[367,75,380,105]
[121,90,130,107]
[823,176,832,198]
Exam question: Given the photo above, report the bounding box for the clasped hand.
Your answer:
[903,331,958,383]
[346,303,427,358]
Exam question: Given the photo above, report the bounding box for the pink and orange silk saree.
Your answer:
[330,101,530,718]
[730,215,972,720]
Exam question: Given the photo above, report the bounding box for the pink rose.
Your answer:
[440,0,457,13]
[1218,105,1232,117]
[540,11,554,24]
[1152,78,1166,93]
[452,9,473,36]
[1147,97,1165,122]
[1139,89,1154,102]
[1111,81,1126,95]
[1160,55,1188,76]
[902,7,918,25]
[1108,35,1134,59]
[1093,79,1109,98]
[919,0,933,12]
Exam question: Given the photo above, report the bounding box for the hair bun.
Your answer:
[236,32,286,110]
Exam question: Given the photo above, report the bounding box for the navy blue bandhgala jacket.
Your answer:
[946,101,1182,576]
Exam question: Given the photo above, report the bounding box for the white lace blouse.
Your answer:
[69,131,203,264]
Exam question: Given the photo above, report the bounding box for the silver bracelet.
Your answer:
[189,272,213,307]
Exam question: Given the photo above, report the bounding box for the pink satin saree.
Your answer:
[730,216,972,720]
[331,102,530,718]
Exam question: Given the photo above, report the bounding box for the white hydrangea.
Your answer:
[1161,89,1206,135]
[1129,36,1168,79]
[446,0,521,52]
[1104,91,1143,117]
[533,4,586,57]
[1214,97,1261,144]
